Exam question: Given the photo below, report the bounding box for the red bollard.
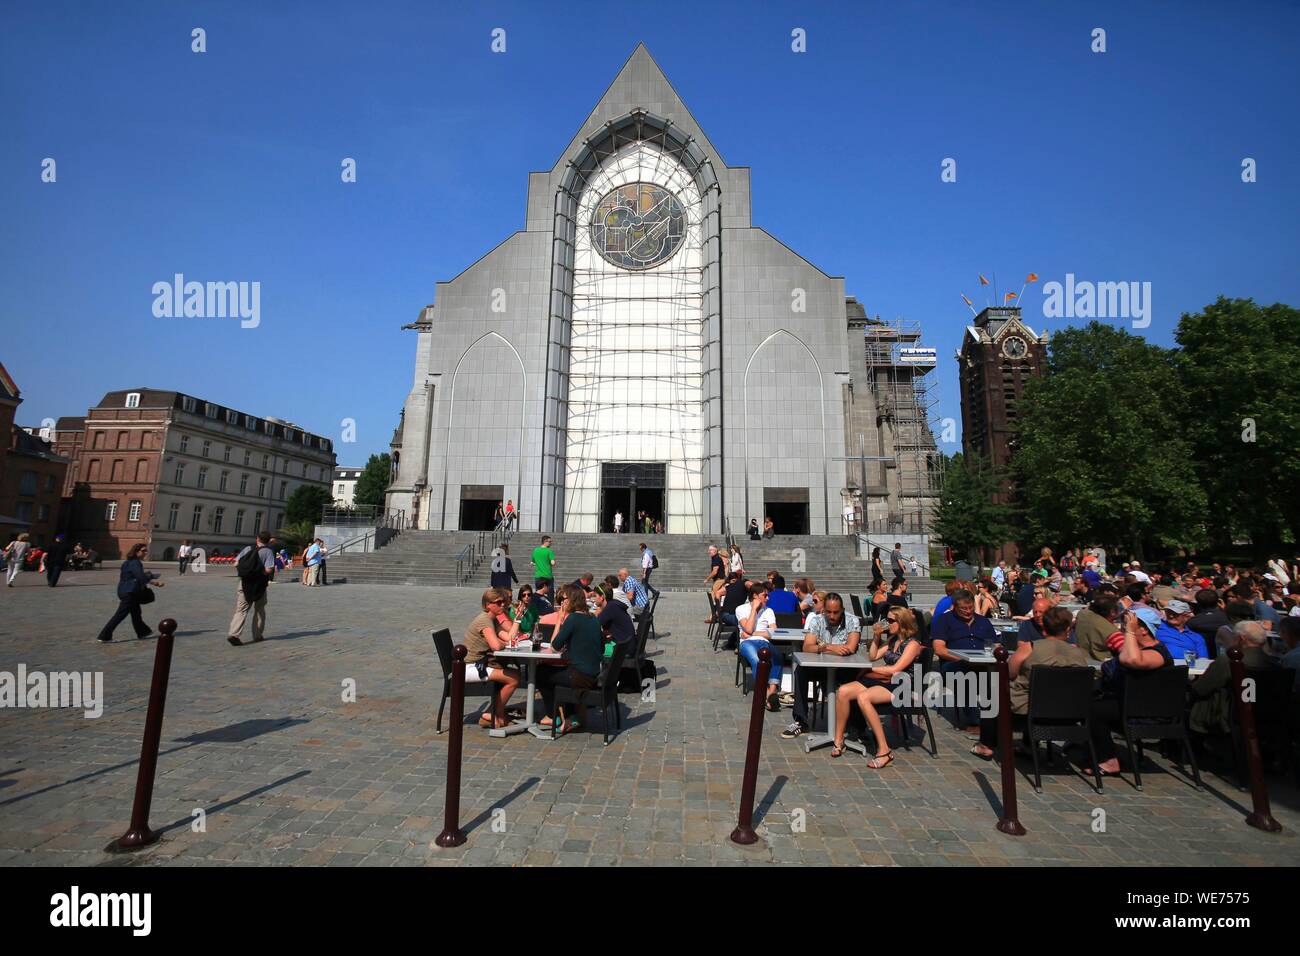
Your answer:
[730,646,772,846]
[109,618,178,852]
[1227,647,1282,833]
[993,645,1025,836]
[435,644,469,847]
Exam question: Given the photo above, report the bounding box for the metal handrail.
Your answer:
[455,544,473,583]
[335,529,378,555]
[853,532,932,576]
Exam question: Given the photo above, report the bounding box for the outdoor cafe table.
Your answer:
[948,647,1212,678]
[490,644,568,740]
[791,651,875,756]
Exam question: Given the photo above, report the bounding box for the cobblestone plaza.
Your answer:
[1,569,1296,867]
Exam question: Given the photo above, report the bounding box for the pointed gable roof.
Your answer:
[550,43,728,173]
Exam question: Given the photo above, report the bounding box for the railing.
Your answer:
[852,532,932,576]
[333,525,400,556]
[321,506,408,530]
[455,544,473,584]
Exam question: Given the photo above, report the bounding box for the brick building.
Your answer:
[0,362,70,548]
[53,389,336,560]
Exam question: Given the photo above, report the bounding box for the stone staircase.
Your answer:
[330,529,945,603]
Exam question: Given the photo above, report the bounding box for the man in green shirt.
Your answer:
[532,536,556,589]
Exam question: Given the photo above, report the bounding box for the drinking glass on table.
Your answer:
[1184,650,1197,667]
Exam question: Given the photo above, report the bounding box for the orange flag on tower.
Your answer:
[961,294,973,306]
[1004,292,1018,302]
[1025,273,1039,284]
[978,274,990,286]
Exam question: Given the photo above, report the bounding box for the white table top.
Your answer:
[792,651,874,669]
[492,645,565,661]
[768,628,808,642]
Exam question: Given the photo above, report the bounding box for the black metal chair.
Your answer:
[706,595,720,646]
[713,604,738,653]
[1121,666,1202,791]
[535,622,554,643]
[1227,667,1296,788]
[645,590,661,641]
[621,612,652,686]
[877,643,939,757]
[773,611,803,630]
[850,594,865,619]
[1024,665,1102,792]
[551,641,630,746]
[431,628,497,733]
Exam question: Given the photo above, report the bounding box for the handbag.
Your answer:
[137,588,156,605]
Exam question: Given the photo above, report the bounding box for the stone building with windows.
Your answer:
[387,44,939,537]
[53,389,336,559]
[0,362,70,548]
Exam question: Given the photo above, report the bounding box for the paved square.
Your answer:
[1,567,1297,866]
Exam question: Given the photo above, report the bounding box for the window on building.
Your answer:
[116,431,128,449]
[18,471,37,496]
[191,505,202,532]
[182,396,197,413]
[286,429,296,443]
[45,474,56,492]
[197,467,208,489]
[226,409,239,425]
[205,404,219,420]
[93,431,105,449]
[125,392,140,408]
[219,470,229,492]
[110,459,123,481]
[38,504,50,522]
[201,439,211,458]
[253,511,263,534]
[88,459,101,481]
[135,460,148,482]
[212,507,225,533]
[336,483,344,495]
[262,455,269,470]
[174,463,185,484]
[223,445,231,462]
[279,481,288,500]
[243,450,251,466]
[234,509,245,535]
[239,473,249,495]
[167,502,180,531]
[15,502,33,522]
[258,477,267,497]
[106,500,118,522]
[128,500,142,522]
[179,434,189,453]
[245,416,257,431]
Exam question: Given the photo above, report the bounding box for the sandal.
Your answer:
[969,744,993,761]
[866,751,894,770]
[830,740,847,758]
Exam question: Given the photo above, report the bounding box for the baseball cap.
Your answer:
[1131,560,1142,568]
[1131,606,1161,638]
[1165,599,1192,615]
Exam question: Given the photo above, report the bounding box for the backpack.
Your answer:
[651,552,659,569]
[236,545,262,578]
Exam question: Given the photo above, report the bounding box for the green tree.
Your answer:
[1175,297,1300,551]
[1011,322,1206,559]
[352,453,392,509]
[929,452,1018,567]
[285,484,333,526]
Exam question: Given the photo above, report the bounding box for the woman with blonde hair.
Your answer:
[4,533,30,586]
[830,607,922,767]
[463,587,524,729]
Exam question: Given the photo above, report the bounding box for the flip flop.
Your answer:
[830,741,847,758]
[866,751,894,770]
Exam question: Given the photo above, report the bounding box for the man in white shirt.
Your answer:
[639,542,659,598]
[178,541,192,575]
[613,511,623,534]
[736,583,783,712]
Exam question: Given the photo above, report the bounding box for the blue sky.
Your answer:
[3,0,1298,462]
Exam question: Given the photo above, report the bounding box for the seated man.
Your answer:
[782,593,861,738]
[616,567,650,613]
[1016,598,1052,647]
[928,590,996,732]
[736,583,782,712]
[719,571,749,631]
[765,574,799,615]
[1188,588,1229,651]
[571,572,595,594]
[1155,598,1208,661]
[1189,621,1277,735]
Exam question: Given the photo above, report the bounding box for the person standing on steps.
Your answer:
[890,542,907,580]
[640,542,659,598]
[613,510,623,534]
[532,535,556,590]
[96,544,165,642]
[229,532,276,646]
[491,542,519,590]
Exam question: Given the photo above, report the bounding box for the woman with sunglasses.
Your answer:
[830,607,921,767]
[504,584,538,635]
[96,543,165,642]
[974,578,1000,619]
[463,588,524,729]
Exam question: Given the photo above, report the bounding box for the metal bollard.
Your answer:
[993,646,1025,836]
[730,645,772,846]
[109,618,178,852]
[1227,647,1281,833]
[435,644,469,847]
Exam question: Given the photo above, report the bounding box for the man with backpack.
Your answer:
[640,541,660,598]
[229,532,276,646]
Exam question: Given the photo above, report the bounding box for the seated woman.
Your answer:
[505,584,538,635]
[974,578,1001,619]
[538,586,607,734]
[868,579,890,624]
[831,608,922,766]
[970,606,1091,759]
[463,588,525,730]
[1085,606,1173,775]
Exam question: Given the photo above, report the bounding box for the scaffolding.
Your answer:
[860,316,942,534]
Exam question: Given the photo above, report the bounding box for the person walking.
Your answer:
[4,534,30,587]
[318,540,328,585]
[640,541,660,598]
[613,510,623,534]
[531,535,556,589]
[178,540,192,574]
[490,542,519,590]
[504,499,516,530]
[890,541,907,580]
[43,534,72,587]
[229,532,276,645]
[96,544,165,642]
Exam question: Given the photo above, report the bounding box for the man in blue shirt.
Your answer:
[929,590,998,732]
[766,574,799,615]
[1016,598,1051,648]
[932,580,957,619]
[1155,599,1207,660]
[617,567,649,611]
